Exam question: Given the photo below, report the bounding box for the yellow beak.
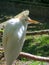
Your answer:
[28,17,39,24]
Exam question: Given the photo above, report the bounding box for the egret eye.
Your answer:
[25,18,28,21]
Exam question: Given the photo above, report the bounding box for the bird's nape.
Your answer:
[14,10,29,19]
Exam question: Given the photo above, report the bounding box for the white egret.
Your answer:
[2,10,38,65]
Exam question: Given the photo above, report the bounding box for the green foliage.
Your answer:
[22,34,49,56]
[0,29,4,42]
[0,29,4,32]
[29,61,46,65]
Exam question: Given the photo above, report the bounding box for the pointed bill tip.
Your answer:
[28,17,39,24]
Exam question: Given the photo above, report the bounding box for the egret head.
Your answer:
[15,10,39,24]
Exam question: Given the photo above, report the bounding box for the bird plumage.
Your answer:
[2,10,29,65]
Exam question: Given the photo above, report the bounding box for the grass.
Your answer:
[22,34,49,65]
[0,29,4,32]
[22,34,49,57]
[29,61,46,65]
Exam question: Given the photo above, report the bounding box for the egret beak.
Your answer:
[28,17,39,24]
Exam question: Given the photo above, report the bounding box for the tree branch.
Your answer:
[26,29,49,35]
[19,52,49,62]
[0,48,49,62]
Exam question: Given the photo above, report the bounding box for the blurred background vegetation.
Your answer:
[0,0,49,4]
